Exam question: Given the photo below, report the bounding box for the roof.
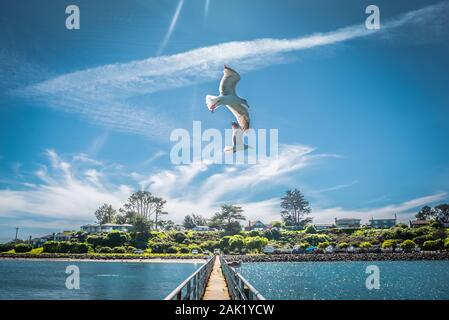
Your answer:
[410,220,430,225]
[335,218,361,222]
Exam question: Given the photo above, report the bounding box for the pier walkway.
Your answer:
[202,255,230,300]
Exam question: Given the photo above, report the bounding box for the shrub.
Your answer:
[444,238,449,249]
[304,234,330,246]
[337,242,349,249]
[112,246,126,253]
[244,236,269,252]
[57,241,72,253]
[381,240,396,249]
[305,224,317,234]
[86,235,104,248]
[14,243,32,253]
[422,240,442,251]
[0,243,15,252]
[126,246,137,253]
[165,246,179,254]
[400,240,416,251]
[148,241,173,253]
[43,241,59,253]
[359,242,373,249]
[179,247,190,254]
[103,231,130,248]
[173,232,187,243]
[317,241,331,250]
[97,246,113,253]
[229,235,245,252]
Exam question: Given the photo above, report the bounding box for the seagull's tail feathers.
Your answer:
[206,95,220,111]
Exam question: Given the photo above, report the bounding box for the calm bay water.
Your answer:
[0,259,203,299]
[239,260,449,300]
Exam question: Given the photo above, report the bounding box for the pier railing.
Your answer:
[220,256,265,300]
[164,257,214,300]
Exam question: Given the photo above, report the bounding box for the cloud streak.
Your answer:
[17,2,449,140]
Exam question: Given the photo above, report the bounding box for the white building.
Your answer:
[80,223,133,233]
[193,225,214,232]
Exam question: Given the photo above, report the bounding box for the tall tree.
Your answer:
[434,204,449,223]
[183,214,208,229]
[416,206,435,220]
[280,189,312,226]
[122,191,167,230]
[213,205,245,234]
[94,204,117,224]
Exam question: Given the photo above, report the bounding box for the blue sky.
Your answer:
[1,0,448,242]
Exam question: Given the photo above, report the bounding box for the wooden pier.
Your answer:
[202,255,230,300]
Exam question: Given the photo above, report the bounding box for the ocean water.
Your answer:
[238,260,449,300]
[0,259,203,300]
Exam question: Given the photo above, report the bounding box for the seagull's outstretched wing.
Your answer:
[219,65,241,96]
[226,103,250,131]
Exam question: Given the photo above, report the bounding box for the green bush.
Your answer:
[0,243,15,252]
[103,231,130,248]
[229,235,245,252]
[166,246,179,254]
[400,240,416,251]
[14,243,32,253]
[244,236,269,252]
[317,241,331,250]
[305,224,317,234]
[126,246,137,253]
[43,241,59,253]
[179,247,190,254]
[112,246,126,253]
[444,238,449,249]
[86,235,104,248]
[172,232,186,243]
[337,242,349,249]
[381,240,396,249]
[97,246,113,253]
[422,240,442,251]
[304,234,330,246]
[57,241,72,253]
[359,242,373,249]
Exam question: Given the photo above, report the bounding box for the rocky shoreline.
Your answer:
[225,252,449,263]
[0,253,209,261]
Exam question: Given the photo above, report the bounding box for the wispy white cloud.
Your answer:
[157,0,185,56]
[16,2,449,140]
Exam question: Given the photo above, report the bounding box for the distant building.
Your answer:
[55,232,72,241]
[192,225,214,232]
[245,220,267,231]
[409,219,431,228]
[31,234,53,247]
[369,215,397,229]
[80,223,133,234]
[335,218,361,229]
[313,223,334,231]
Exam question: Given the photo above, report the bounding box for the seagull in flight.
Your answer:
[205,65,250,131]
[224,122,251,153]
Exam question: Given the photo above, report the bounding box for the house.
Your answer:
[313,223,334,231]
[369,215,397,229]
[335,218,361,229]
[245,220,267,231]
[55,232,72,241]
[31,234,53,247]
[409,219,430,228]
[80,223,134,234]
[193,225,214,232]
